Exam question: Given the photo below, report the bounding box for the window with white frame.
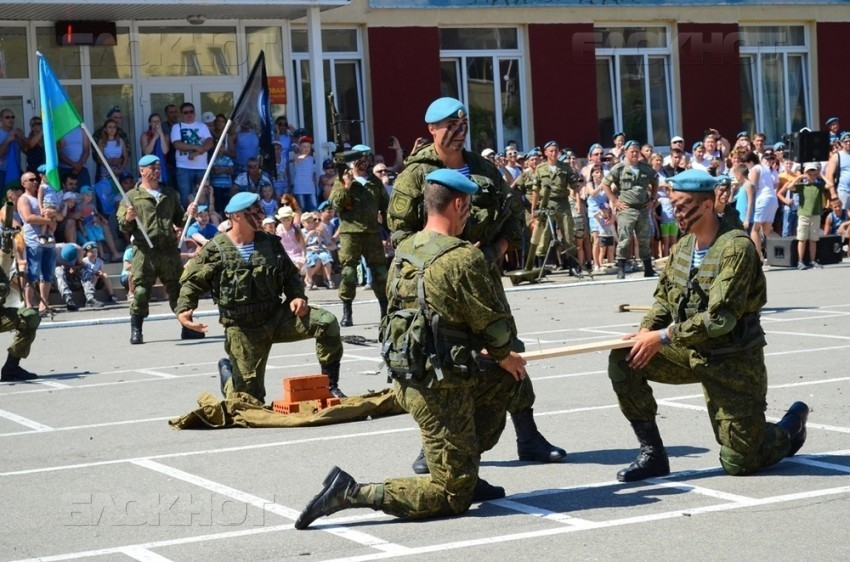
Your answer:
[739,26,810,144]
[290,28,365,146]
[439,27,526,152]
[595,26,674,148]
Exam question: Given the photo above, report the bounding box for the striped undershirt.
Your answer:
[692,247,708,268]
[453,164,471,178]
[236,242,254,261]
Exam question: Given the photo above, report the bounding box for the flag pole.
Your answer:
[179,118,233,243]
[80,123,154,249]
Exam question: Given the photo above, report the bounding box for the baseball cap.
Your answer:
[803,162,820,172]
[481,148,496,158]
[201,111,216,124]
[671,136,684,143]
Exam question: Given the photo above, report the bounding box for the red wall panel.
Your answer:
[367,27,441,162]
[678,24,741,144]
[816,22,850,129]
[528,24,597,153]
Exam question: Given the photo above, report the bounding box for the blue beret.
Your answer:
[826,117,839,126]
[525,148,541,158]
[773,142,786,151]
[612,131,625,140]
[588,143,603,153]
[79,185,93,194]
[624,140,640,150]
[669,169,719,193]
[138,154,160,167]
[425,169,478,194]
[197,205,208,213]
[225,192,259,214]
[37,164,47,173]
[424,97,467,123]
[716,175,732,187]
[692,141,704,151]
[543,140,558,150]
[317,201,330,211]
[840,132,850,141]
[60,244,78,263]
[351,144,371,153]
[557,153,568,162]
[736,131,749,139]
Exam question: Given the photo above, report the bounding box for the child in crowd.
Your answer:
[186,205,219,248]
[121,244,134,300]
[825,198,850,239]
[36,177,62,245]
[301,211,335,290]
[291,135,317,211]
[259,184,279,218]
[655,182,678,256]
[80,242,117,307]
[261,217,277,234]
[276,206,306,274]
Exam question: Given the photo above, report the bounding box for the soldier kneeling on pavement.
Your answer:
[0,264,40,382]
[175,192,346,401]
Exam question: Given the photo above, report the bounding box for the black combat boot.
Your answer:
[512,408,567,462]
[616,259,627,280]
[776,401,809,456]
[473,478,506,502]
[322,362,347,399]
[218,358,233,397]
[378,297,388,320]
[0,353,37,381]
[181,326,206,340]
[295,466,382,530]
[617,421,671,482]
[643,258,657,277]
[411,448,429,474]
[340,300,353,327]
[130,314,144,345]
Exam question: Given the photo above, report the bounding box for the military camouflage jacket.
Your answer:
[387,144,523,251]
[176,231,305,327]
[641,215,766,351]
[328,173,389,234]
[392,230,513,362]
[117,183,188,250]
[602,162,659,207]
[533,161,582,202]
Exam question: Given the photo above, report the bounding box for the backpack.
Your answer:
[379,236,465,386]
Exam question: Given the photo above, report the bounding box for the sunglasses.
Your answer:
[375,169,388,175]
[3,115,14,119]
[183,109,195,115]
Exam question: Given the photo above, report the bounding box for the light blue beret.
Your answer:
[669,169,719,193]
[351,144,371,153]
[37,164,47,173]
[825,117,839,126]
[79,185,93,194]
[425,169,478,194]
[424,97,467,123]
[543,140,558,150]
[715,175,732,187]
[138,154,160,167]
[840,131,850,141]
[773,142,786,151]
[225,192,259,214]
[736,131,749,139]
[624,140,640,149]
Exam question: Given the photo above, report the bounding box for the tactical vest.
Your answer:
[212,236,287,326]
[380,235,475,387]
[668,229,766,357]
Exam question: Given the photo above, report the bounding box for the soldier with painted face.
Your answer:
[607,169,809,482]
[295,169,527,530]
[175,192,345,401]
[387,96,565,474]
[117,154,198,344]
[529,140,583,273]
[328,144,390,327]
[601,140,660,279]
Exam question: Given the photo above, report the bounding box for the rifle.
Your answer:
[327,92,369,180]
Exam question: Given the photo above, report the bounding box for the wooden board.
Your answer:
[521,338,634,361]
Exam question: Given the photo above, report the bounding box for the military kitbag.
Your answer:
[379,236,465,385]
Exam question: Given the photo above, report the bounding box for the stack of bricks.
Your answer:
[271,374,342,414]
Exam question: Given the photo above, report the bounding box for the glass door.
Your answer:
[0,90,36,178]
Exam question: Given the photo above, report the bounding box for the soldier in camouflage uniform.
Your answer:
[601,140,659,279]
[117,154,199,344]
[328,144,390,327]
[175,192,345,401]
[0,257,40,381]
[607,169,808,482]
[295,169,528,530]
[387,97,565,473]
[530,140,583,273]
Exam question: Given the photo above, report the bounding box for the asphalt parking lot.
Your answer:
[2,262,850,561]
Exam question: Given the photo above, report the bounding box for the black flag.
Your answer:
[231,51,276,180]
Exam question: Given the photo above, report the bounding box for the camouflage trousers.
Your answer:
[608,344,792,475]
[380,367,518,519]
[130,246,183,318]
[337,232,387,302]
[614,206,652,261]
[223,304,342,403]
[535,201,576,259]
[0,306,39,358]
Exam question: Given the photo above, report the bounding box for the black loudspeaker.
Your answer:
[766,237,798,267]
[785,131,831,163]
[817,235,843,265]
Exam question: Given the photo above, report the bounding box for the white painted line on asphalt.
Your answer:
[771,375,850,389]
[787,456,850,473]
[488,498,595,526]
[0,416,175,438]
[644,478,755,503]
[132,459,410,554]
[32,380,72,389]
[136,369,179,379]
[0,408,52,431]
[120,546,175,562]
[765,330,850,340]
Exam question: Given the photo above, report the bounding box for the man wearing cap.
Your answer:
[170,102,213,207]
[825,131,850,211]
[825,117,841,144]
[607,169,809,482]
[529,140,584,274]
[117,154,198,344]
[295,168,527,530]
[186,205,219,248]
[388,96,565,474]
[602,140,659,279]
[328,144,390,326]
[175,191,346,402]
